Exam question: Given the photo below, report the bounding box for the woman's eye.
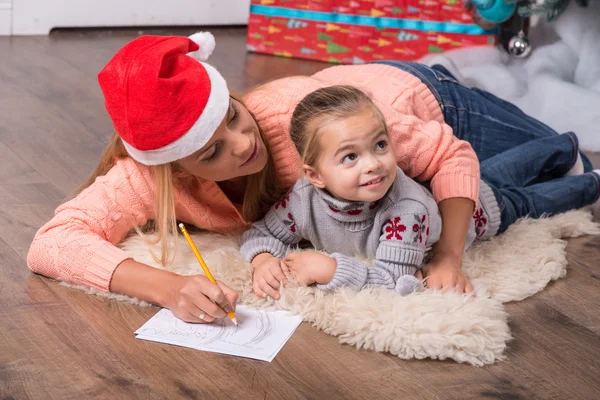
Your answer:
[201,144,220,162]
[229,105,238,124]
[342,153,357,163]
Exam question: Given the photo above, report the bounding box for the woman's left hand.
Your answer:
[284,251,337,285]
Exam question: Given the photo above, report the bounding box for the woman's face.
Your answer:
[177,97,268,182]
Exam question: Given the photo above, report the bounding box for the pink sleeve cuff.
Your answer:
[430,173,480,211]
[83,242,132,292]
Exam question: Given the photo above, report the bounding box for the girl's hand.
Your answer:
[419,254,473,293]
[284,251,337,286]
[165,275,239,323]
[251,252,289,299]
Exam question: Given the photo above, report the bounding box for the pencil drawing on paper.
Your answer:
[135,305,302,361]
[137,308,276,348]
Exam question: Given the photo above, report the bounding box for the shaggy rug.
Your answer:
[68,210,599,366]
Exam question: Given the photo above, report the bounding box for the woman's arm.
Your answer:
[27,159,154,291]
[110,259,180,305]
[420,197,474,293]
[111,259,239,322]
[373,99,481,204]
[27,158,239,321]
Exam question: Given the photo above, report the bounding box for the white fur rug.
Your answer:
[68,210,599,366]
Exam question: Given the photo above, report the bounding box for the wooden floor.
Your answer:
[1,27,600,400]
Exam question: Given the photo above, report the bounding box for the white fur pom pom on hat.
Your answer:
[188,31,216,61]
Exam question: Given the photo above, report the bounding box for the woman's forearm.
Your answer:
[432,197,475,263]
[110,259,179,307]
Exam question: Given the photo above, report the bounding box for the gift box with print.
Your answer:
[246,0,497,64]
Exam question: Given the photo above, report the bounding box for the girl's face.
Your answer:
[304,108,397,202]
[176,98,268,182]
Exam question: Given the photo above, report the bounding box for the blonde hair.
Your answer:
[290,85,386,167]
[71,92,284,266]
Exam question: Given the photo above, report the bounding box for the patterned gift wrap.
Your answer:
[247,0,497,64]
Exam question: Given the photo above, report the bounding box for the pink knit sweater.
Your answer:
[27,63,479,292]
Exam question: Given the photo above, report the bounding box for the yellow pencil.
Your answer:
[178,223,238,326]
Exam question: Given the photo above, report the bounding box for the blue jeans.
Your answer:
[480,132,600,232]
[373,60,599,232]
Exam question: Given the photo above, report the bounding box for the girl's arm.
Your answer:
[240,192,304,262]
[240,189,305,299]
[312,253,420,294]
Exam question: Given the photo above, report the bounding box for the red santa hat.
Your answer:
[98,32,229,165]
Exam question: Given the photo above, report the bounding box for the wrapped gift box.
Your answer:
[246,0,497,64]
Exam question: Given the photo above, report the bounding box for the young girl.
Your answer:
[241,86,600,298]
[241,59,593,294]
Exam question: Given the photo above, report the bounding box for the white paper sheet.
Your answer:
[135,306,302,362]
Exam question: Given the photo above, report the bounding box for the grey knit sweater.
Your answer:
[240,167,500,294]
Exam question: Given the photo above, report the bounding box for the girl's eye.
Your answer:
[342,153,357,164]
[376,140,387,150]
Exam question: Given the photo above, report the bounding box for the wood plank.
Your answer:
[0,37,110,194]
[0,236,59,308]
[498,298,600,399]
[0,143,62,259]
[0,76,105,194]
[583,151,600,169]
[536,236,600,334]
[306,326,439,399]
[0,303,161,399]
[270,324,407,399]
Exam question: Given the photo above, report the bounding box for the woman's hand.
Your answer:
[164,275,239,323]
[417,253,473,293]
[284,251,337,286]
[251,252,289,299]
[425,197,475,293]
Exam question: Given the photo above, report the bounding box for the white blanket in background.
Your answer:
[420,2,600,151]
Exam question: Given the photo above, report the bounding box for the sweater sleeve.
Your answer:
[316,253,421,296]
[26,159,155,292]
[372,98,480,205]
[240,188,305,261]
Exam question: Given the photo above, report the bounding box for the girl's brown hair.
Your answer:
[289,85,385,167]
[71,92,284,266]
